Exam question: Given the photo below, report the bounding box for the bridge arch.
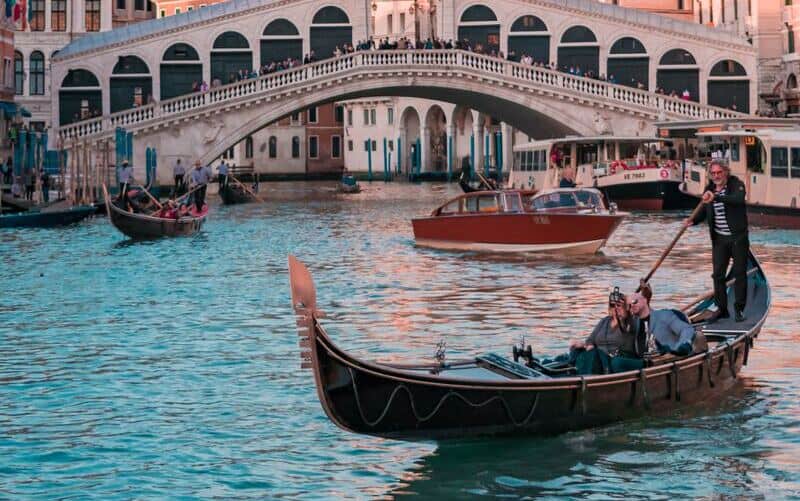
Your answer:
[211,30,252,85]
[558,25,599,75]
[261,18,302,67]
[656,48,699,102]
[160,42,202,100]
[707,59,749,112]
[507,15,549,64]
[607,36,648,89]
[110,55,152,113]
[458,4,500,54]
[59,68,101,125]
[309,5,352,60]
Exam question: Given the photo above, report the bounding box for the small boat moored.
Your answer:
[411,188,626,254]
[340,174,361,193]
[219,182,257,205]
[0,204,96,228]
[288,252,769,440]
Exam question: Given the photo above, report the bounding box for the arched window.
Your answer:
[709,59,747,76]
[211,32,252,84]
[291,136,300,158]
[657,48,699,102]
[111,56,152,113]
[310,7,352,60]
[213,31,250,49]
[261,19,302,66]
[788,74,798,89]
[561,26,596,43]
[508,15,549,63]
[659,49,696,65]
[558,26,599,75]
[59,69,102,125]
[607,37,648,90]
[460,5,497,22]
[29,51,45,95]
[14,51,23,96]
[269,136,277,158]
[708,60,749,112]
[161,43,202,100]
[245,136,254,159]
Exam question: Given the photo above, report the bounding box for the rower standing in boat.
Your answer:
[217,160,229,191]
[683,161,749,322]
[173,159,186,196]
[190,160,212,211]
[118,160,134,207]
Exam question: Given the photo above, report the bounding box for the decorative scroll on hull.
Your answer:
[288,254,770,440]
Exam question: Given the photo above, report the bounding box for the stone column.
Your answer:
[74,0,85,32]
[420,125,430,173]
[500,122,512,175]
[472,121,484,175]
[446,123,455,174]
[45,0,52,31]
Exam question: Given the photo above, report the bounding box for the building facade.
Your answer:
[1,19,15,162]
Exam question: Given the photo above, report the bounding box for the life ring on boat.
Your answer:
[660,168,670,179]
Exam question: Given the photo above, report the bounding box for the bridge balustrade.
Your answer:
[57,49,743,143]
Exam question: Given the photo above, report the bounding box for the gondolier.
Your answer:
[190,160,212,211]
[217,160,229,190]
[684,161,749,322]
[119,160,134,206]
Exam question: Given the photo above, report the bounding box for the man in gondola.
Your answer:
[217,160,229,191]
[189,160,212,211]
[173,158,186,196]
[118,160,134,208]
[627,291,700,357]
[683,161,749,322]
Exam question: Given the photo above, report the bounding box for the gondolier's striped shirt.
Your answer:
[713,188,732,236]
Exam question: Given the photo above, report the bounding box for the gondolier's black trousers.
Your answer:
[711,232,749,314]
[174,175,184,194]
[195,184,207,211]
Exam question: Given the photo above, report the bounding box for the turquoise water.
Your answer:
[1,182,799,499]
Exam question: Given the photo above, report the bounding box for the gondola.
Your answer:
[458,169,499,193]
[103,185,207,239]
[339,174,361,194]
[219,182,256,205]
[288,254,770,440]
[0,204,96,228]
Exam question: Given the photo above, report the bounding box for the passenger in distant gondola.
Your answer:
[567,288,645,374]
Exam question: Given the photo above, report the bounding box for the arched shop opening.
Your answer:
[160,43,202,100]
[59,69,101,125]
[211,31,252,85]
[110,55,152,113]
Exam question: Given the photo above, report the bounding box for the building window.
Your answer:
[331,136,341,158]
[388,140,394,151]
[400,13,405,30]
[309,136,319,158]
[370,109,377,125]
[772,147,789,177]
[269,136,277,158]
[347,109,353,126]
[790,29,796,54]
[86,0,101,31]
[52,0,66,30]
[678,0,684,9]
[175,7,181,14]
[30,0,45,31]
[292,136,300,158]
[363,108,369,125]
[387,14,393,33]
[334,105,344,123]
[14,52,22,96]
[348,140,353,151]
[29,52,44,95]
[187,6,193,11]
[160,9,165,17]
[117,0,125,8]
[222,146,234,159]
[135,0,144,10]
[387,107,394,125]
[291,112,301,124]
[245,136,253,159]
[308,106,318,123]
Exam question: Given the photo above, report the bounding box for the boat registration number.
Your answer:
[531,216,550,224]
[623,172,646,180]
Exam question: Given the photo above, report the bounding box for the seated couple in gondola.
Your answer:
[548,285,704,375]
[154,200,192,219]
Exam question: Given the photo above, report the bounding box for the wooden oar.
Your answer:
[637,200,706,291]
[101,184,111,219]
[136,184,163,210]
[228,174,265,203]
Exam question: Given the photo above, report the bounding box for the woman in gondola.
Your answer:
[566,288,645,374]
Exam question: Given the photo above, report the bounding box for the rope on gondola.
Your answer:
[638,369,651,410]
[671,364,681,402]
[704,352,715,388]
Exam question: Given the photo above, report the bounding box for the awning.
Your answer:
[0,101,32,118]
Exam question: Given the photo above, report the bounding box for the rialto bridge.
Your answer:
[50,0,756,182]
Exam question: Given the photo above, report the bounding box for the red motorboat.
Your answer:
[411,188,627,254]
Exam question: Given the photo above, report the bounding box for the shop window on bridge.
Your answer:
[508,15,549,64]
[29,0,44,31]
[212,32,252,85]
[656,48,698,102]
[558,26,599,75]
[262,19,302,66]
[708,59,749,112]
[292,136,301,158]
[29,52,45,96]
[458,5,500,54]
[771,147,789,177]
[269,136,277,158]
[608,37,649,90]
[59,69,101,125]
[161,43,202,101]
[311,7,352,60]
[14,51,22,95]
[86,0,100,31]
[111,56,152,113]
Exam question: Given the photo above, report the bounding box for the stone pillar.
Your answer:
[74,0,85,32]
[45,0,52,31]
[446,123,455,174]
[420,125,430,173]
[473,121,484,174]
[500,122,512,175]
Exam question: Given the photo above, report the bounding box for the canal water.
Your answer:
[1,182,798,499]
